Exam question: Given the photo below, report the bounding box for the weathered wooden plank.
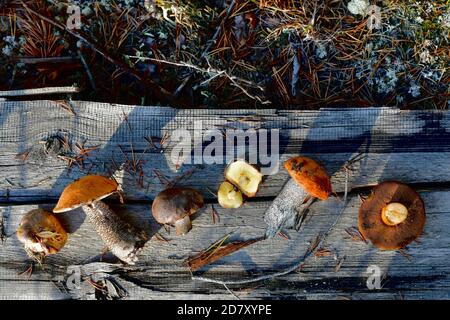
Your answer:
[1,189,449,299]
[2,101,450,202]
[2,101,450,299]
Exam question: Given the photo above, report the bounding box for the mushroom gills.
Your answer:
[83,201,147,264]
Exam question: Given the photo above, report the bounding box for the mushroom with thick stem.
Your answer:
[358,181,426,250]
[53,175,148,264]
[152,187,204,235]
[264,156,332,238]
[17,209,68,262]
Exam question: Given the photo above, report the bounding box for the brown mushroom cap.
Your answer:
[358,181,426,250]
[17,209,68,256]
[53,175,118,213]
[284,156,332,200]
[152,187,204,225]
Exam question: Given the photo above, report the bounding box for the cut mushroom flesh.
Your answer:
[224,160,262,197]
[218,181,243,209]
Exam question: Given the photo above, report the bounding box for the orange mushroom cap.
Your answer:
[358,181,426,250]
[53,175,118,213]
[284,156,332,200]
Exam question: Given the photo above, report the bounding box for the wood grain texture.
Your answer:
[1,101,450,202]
[1,191,449,300]
[1,101,450,300]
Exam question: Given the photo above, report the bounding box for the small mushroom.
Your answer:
[152,187,204,235]
[358,181,426,250]
[217,181,243,209]
[53,175,147,264]
[17,209,68,261]
[264,156,332,237]
[224,160,262,197]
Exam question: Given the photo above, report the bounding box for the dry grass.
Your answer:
[0,0,448,108]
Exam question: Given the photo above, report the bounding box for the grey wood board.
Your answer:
[1,189,449,299]
[2,101,450,202]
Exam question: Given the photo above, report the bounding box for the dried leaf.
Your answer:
[187,236,263,271]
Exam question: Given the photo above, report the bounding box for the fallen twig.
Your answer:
[172,0,237,97]
[345,226,367,243]
[78,50,96,91]
[18,2,183,107]
[126,55,270,105]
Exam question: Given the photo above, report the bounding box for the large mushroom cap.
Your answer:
[358,181,426,250]
[284,156,332,200]
[152,187,204,225]
[53,175,118,213]
[17,209,68,256]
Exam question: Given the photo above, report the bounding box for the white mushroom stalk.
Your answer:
[264,179,314,238]
[264,156,332,238]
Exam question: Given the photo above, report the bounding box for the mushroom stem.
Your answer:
[381,202,408,226]
[264,179,311,238]
[82,201,147,264]
[174,215,192,235]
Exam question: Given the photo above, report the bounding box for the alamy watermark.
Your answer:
[66,265,81,290]
[66,5,81,30]
[366,264,382,290]
[169,121,280,175]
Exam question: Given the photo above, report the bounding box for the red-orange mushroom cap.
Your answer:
[358,181,426,250]
[53,175,118,213]
[284,156,332,200]
[152,187,204,235]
